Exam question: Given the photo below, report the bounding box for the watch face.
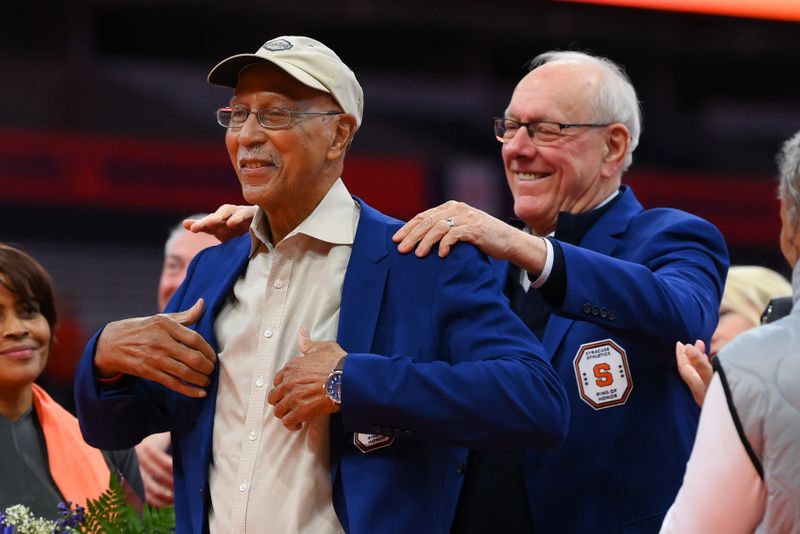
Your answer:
[325,370,343,404]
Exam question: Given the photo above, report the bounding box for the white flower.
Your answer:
[1,504,76,534]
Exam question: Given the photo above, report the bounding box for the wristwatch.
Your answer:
[323,356,346,405]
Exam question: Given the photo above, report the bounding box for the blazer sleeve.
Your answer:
[74,250,205,450]
[557,214,727,351]
[74,330,173,450]
[340,245,569,450]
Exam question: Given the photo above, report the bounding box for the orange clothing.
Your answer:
[31,384,109,508]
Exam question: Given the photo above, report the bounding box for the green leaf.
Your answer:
[78,472,176,534]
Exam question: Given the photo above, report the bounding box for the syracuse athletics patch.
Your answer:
[573,339,633,410]
[353,433,395,453]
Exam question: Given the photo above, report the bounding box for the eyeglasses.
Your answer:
[217,106,343,129]
[494,117,610,146]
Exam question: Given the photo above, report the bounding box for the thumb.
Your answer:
[297,326,312,354]
[169,298,205,326]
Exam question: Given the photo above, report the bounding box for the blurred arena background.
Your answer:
[1,0,798,406]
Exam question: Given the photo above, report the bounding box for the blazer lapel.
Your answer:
[179,236,250,532]
[544,187,641,357]
[337,198,389,353]
[331,199,388,495]
[578,185,641,257]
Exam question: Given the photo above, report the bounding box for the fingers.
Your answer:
[94,307,217,398]
[183,209,231,233]
[183,204,255,241]
[268,330,344,430]
[395,214,449,256]
[164,299,217,370]
[225,205,257,229]
[136,438,174,507]
[268,383,324,431]
[141,469,174,508]
[693,339,706,355]
[393,202,460,255]
[676,340,712,407]
[685,343,713,386]
[168,298,205,327]
[297,325,311,354]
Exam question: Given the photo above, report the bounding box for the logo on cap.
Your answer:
[263,38,293,52]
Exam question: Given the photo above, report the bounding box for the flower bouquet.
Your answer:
[1,474,175,533]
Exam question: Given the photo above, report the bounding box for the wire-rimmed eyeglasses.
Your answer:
[494,117,610,146]
[217,106,343,130]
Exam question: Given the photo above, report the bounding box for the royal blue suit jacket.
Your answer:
[504,186,728,533]
[75,197,569,534]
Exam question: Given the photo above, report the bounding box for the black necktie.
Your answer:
[508,266,550,340]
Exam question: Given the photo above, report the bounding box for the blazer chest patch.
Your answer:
[354,433,395,453]
[573,339,633,410]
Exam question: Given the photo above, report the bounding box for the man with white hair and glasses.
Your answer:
[394,50,729,532]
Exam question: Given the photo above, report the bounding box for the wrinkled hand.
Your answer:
[267,327,345,431]
[392,200,528,260]
[135,432,174,507]
[676,340,713,406]
[183,204,256,242]
[94,299,217,398]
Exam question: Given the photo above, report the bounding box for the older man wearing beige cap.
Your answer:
[74,35,568,534]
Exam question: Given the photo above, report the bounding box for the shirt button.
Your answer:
[255,376,265,387]
[239,482,247,492]
[273,279,283,289]
[248,430,257,441]
[264,328,273,338]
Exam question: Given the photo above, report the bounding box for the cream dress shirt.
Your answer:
[208,179,358,534]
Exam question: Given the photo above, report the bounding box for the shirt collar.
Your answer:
[509,188,622,243]
[554,188,622,245]
[249,178,359,256]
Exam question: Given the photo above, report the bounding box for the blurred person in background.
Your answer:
[156,215,221,313]
[136,215,219,508]
[0,243,143,519]
[665,129,800,533]
[679,266,792,406]
[709,265,791,357]
[74,35,569,534]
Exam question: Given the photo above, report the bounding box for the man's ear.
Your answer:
[328,114,358,158]
[601,124,630,178]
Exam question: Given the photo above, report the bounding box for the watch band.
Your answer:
[334,355,346,372]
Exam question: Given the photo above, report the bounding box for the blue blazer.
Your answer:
[510,186,728,533]
[75,198,569,534]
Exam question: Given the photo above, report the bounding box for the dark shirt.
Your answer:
[451,190,622,534]
[0,407,144,520]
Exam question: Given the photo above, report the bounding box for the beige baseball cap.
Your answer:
[208,36,364,129]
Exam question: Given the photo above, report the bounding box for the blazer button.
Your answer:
[591,305,600,316]
[608,310,616,320]
[456,462,466,475]
[600,307,608,318]
[582,303,592,314]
